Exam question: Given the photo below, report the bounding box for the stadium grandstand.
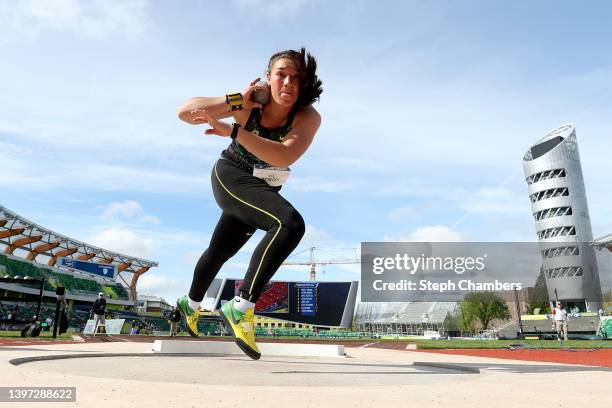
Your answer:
[0,204,158,332]
[0,205,157,300]
[592,234,612,252]
[354,302,457,337]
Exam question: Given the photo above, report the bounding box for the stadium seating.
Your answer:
[256,327,314,337]
[0,253,130,300]
[0,300,88,330]
[355,302,456,324]
[317,330,361,339]
[142,315,171,332]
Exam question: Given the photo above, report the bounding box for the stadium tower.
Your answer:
[522,124,603,312]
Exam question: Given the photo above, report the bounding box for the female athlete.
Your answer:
[175,48,322,359]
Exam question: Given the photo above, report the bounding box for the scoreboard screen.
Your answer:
[212,279,358,328]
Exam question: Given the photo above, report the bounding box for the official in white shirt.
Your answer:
[552,301,568,341]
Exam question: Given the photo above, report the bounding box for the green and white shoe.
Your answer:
[219,299,260,360]
[176,295,200,337]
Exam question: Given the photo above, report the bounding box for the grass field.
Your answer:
[0,330,73,340]
[412,339,612,349]
[253,335,612,349]
[2,330,610,349]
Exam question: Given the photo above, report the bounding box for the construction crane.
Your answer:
[282,246,360,281]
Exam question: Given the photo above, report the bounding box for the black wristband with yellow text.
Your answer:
[226,93,243,111]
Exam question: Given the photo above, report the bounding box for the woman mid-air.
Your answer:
[176,48,322,359]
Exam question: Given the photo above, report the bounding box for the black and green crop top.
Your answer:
[222,108,295,170]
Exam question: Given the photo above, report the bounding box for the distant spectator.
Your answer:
[91,292,107,336]
[169,306,181,337]
[552,301,568,341]
[21,315,41,337]
[59,308,69,334]
[44,317,53,332]
[7,305,18,322]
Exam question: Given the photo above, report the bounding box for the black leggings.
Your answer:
[188,157,305,303]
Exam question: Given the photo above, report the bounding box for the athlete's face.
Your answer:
[267,58,300,107]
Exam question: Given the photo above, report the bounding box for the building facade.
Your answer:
[522,124,602,311]
[136,294,172,313]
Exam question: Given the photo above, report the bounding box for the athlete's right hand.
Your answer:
[242,78,267,110]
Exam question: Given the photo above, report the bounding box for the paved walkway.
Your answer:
[1,339,610,407]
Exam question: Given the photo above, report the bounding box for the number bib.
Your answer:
[252,164,290,187]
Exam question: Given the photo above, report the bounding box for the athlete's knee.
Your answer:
[283,210,305,239]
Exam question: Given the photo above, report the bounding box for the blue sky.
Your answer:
[1,0,611,303]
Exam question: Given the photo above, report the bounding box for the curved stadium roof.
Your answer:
[0,205,158,300]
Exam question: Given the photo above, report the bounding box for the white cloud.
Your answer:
[2,0,151,40]
[0,115,212,154]
[332,262,361,277]
[381,174,529,230]
[332,157,390,171]
[379,182,466,200]
[101,200,160,226]
[461,187,528,215]
[289,177,354,193]
[0,115,217,196]
[302,224,331,243]
[386,225,465,242]
[388,206,419,221]
[230,262,250,270]
[0,141,27,155]
[234,0,312,17]
[90,227,159,259]
[0,156,210,194]
[449,186,529,229]
[180,250,202,267]
[136,273,187,305]
[137,273,181,295]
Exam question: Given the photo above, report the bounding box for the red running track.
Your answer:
[416,348,612,368]
[0,338,85,346]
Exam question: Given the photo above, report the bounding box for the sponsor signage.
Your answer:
[58,257,117,280]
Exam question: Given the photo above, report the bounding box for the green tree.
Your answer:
[443,311,462,334]
[458,302,477,335]
[527,268,551,314]
[459,291,511,333]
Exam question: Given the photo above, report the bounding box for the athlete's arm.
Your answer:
[194,106,321,167]
[235,107,321,167]
[177,96,234,124]
[177,78,265,125]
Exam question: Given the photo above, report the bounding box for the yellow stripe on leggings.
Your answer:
[214,161,282,298]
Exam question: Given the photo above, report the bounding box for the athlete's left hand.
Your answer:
[191,109,232,137]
